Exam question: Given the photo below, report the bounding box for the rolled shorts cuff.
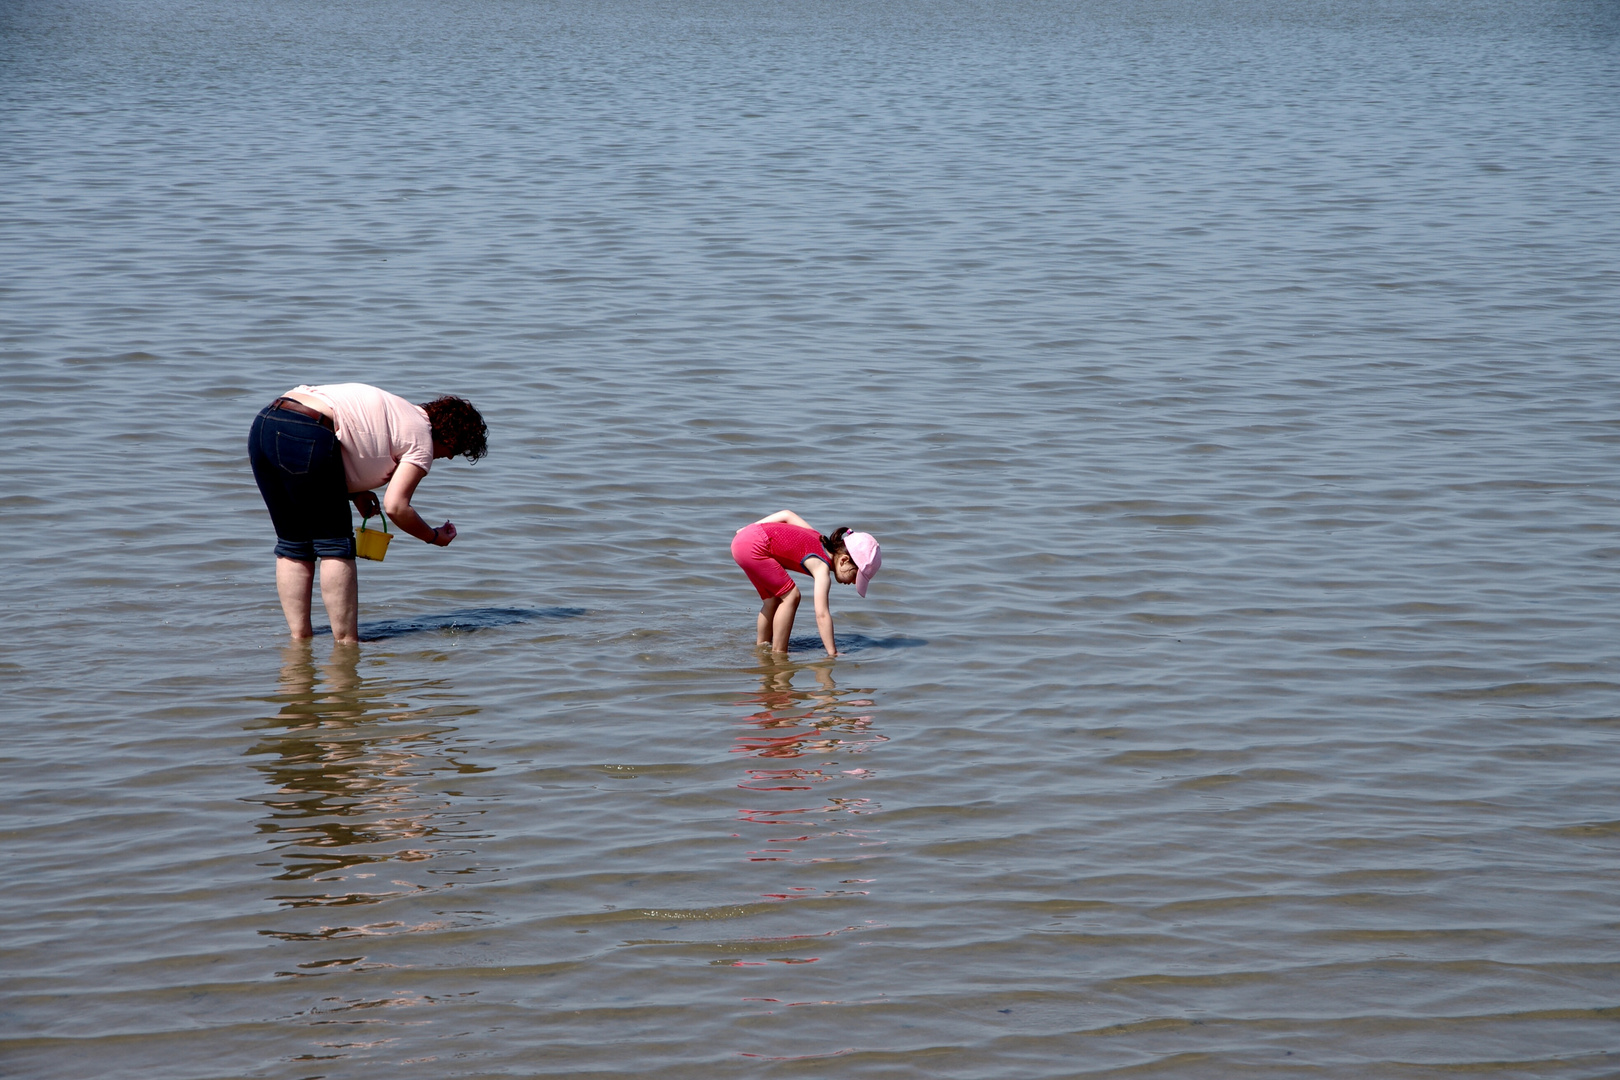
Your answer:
[274,535,357,561]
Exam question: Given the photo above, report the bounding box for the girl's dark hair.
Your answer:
[420,395,488,463]
[821,526,852,556]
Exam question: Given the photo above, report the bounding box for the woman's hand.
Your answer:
[351,490,382,518]
[384,463,455,545]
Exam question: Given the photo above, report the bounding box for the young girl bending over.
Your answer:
[731,510,882,658]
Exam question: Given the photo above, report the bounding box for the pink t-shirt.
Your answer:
[291,383,433,493]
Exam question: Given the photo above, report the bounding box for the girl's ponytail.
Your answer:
[821,526,852,555]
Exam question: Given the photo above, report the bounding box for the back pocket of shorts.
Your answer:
[275,431,318,475]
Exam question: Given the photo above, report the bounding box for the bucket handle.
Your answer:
[360,513,390,534]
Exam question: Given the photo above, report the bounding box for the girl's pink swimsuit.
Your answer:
[731,523,832,599]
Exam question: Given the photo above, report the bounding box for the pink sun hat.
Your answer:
[844,531,882,597]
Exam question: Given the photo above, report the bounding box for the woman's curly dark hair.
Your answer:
[420,396,488,463]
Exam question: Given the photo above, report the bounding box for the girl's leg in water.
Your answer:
[770,587,801,653]
[756,596,778,646]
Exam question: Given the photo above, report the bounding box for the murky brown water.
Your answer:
[4,0,1620,1075]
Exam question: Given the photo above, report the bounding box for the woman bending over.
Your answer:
[248,383,487,643]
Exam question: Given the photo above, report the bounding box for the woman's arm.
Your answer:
[383,462,455,545]
[807,560,837,657]
[751,509,813,530]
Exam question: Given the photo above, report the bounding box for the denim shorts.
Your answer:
[248,405,357,561]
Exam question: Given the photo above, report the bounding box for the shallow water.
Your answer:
[3,0,1620,1075]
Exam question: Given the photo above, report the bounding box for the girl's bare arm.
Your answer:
[808,561,837,657]
[751,509,813,530]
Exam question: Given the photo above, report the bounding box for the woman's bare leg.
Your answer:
[276,557,316,639]
[319,557,360,644]
[770,587,801,653]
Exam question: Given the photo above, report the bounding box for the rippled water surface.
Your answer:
[4,0,1620,1075]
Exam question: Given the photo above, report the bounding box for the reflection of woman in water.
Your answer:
[730,510,881,658]
[251,641,476,905]
[247,383,488,643]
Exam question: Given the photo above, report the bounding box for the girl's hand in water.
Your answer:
[432,521,457,546]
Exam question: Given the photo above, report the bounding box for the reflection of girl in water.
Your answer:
[730,510,882,658]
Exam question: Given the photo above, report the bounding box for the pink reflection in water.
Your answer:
[728,664,889,920]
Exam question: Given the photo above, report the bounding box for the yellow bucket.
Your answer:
[355,516,393,561]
